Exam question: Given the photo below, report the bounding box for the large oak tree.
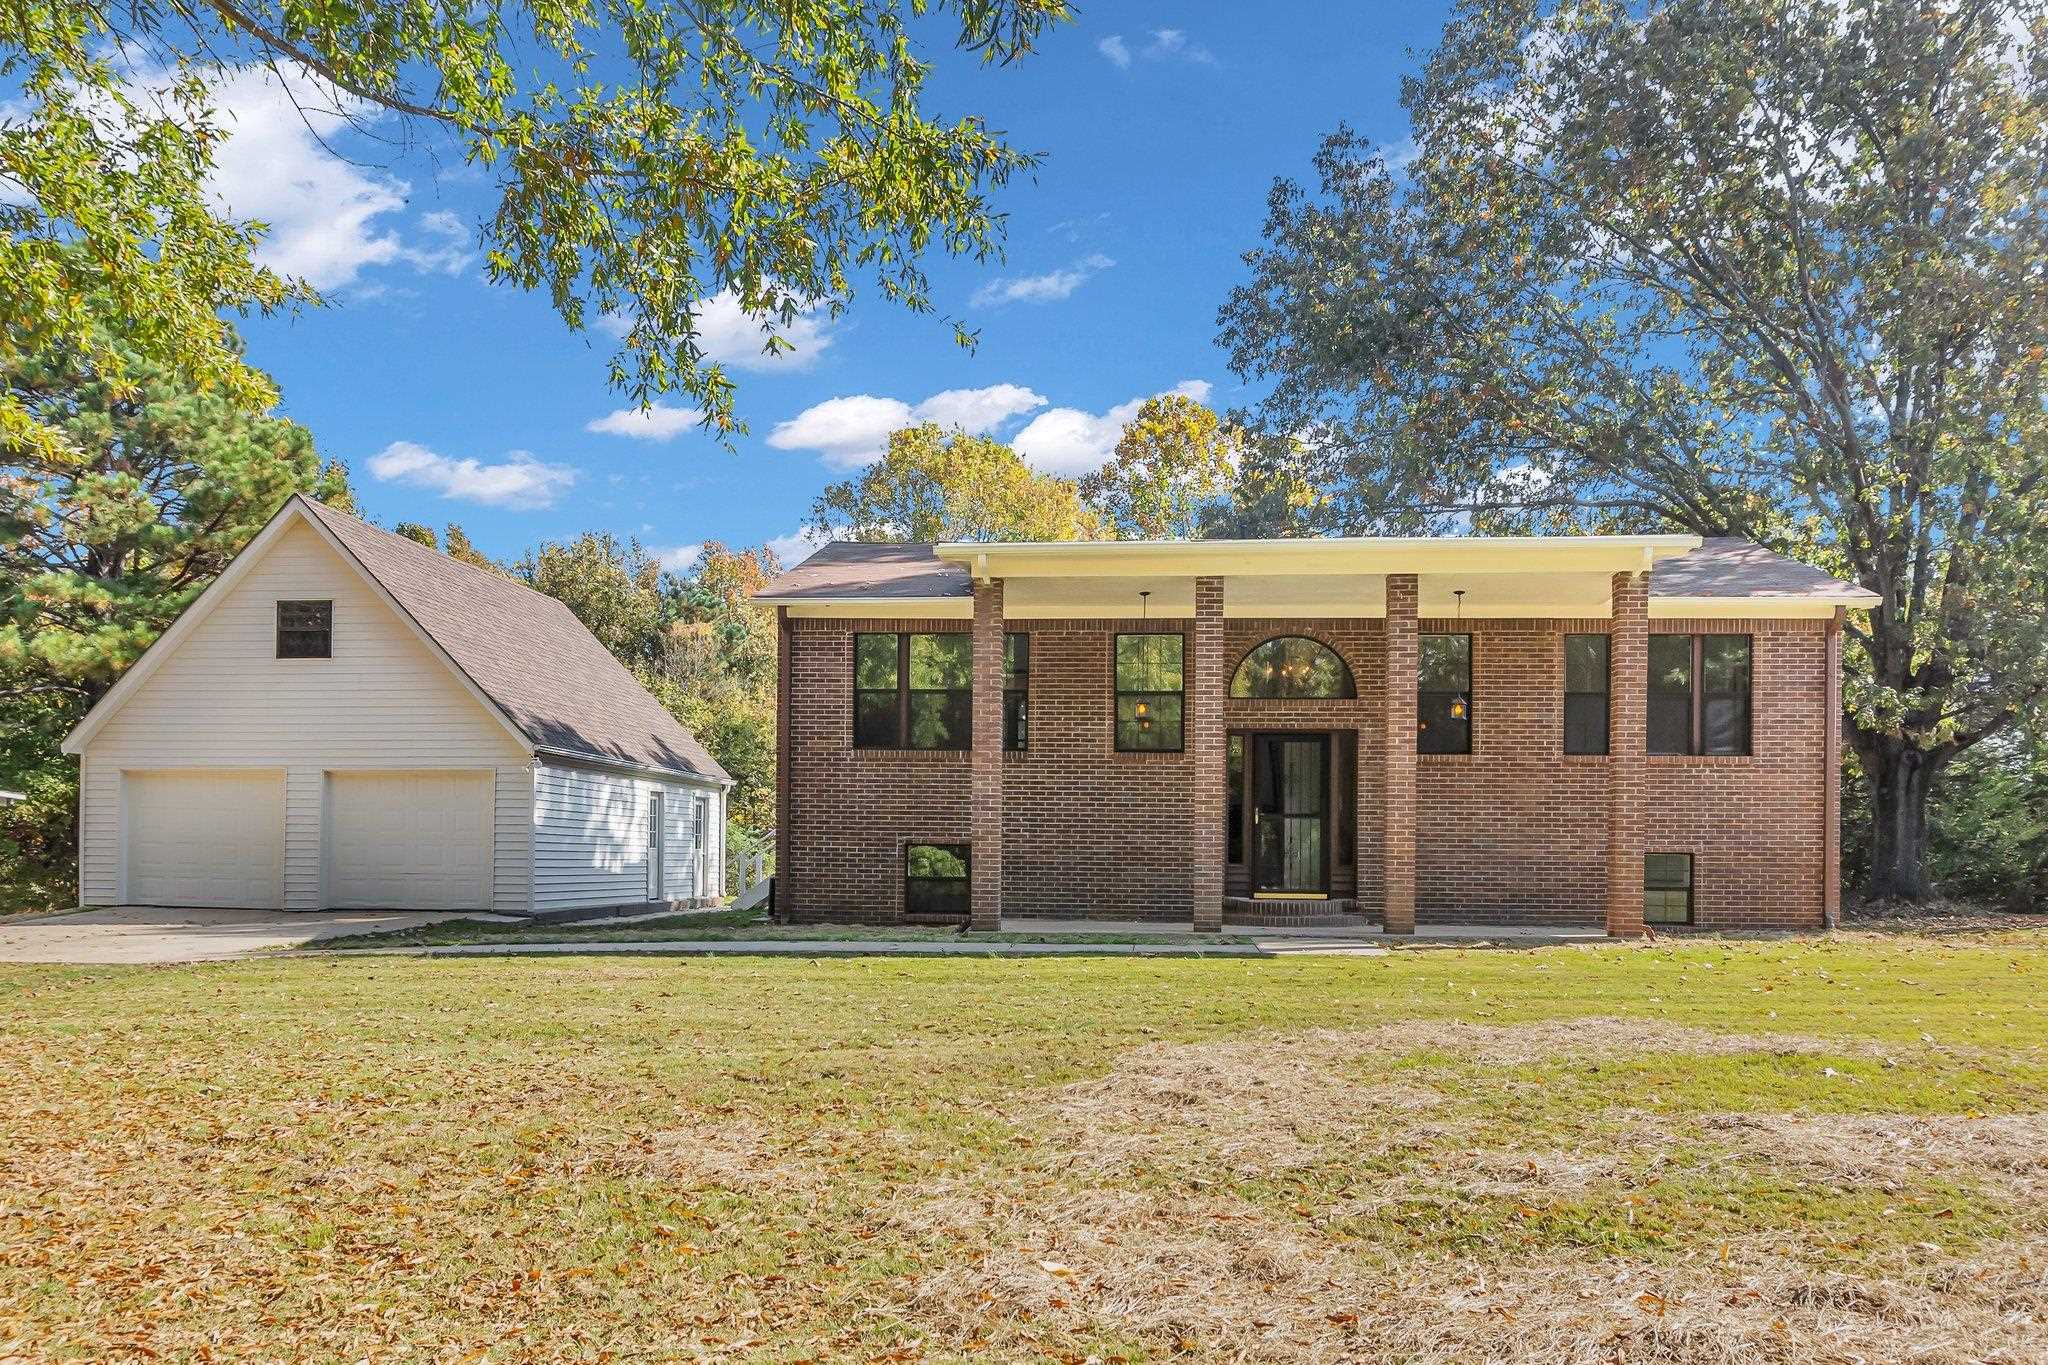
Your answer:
[1219,0,2048,900]
[2,0,1068,455]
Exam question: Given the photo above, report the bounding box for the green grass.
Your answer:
[313,907,1257,949]
[2,927,2044,1360]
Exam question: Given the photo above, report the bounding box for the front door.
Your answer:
[1251,734,1329,895]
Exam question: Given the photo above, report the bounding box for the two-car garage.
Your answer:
[121,769,494,912]
[66,495,731,917]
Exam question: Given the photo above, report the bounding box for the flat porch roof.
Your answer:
[756,535,1878,620]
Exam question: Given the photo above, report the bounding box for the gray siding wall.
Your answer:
[532,761,723,912]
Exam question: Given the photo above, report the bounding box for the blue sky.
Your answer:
[227,4,1452,569]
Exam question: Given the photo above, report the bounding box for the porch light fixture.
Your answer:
[1449,589,1469,721]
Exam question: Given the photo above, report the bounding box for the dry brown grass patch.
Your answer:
[876,1020,2048,1361]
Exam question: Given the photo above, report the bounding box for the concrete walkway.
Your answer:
[0,908,1611,966]
[0,906,514,965]
[1008,917,1608,946]
[321,938,1282,960]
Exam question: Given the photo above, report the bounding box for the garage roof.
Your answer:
[298,498,727,782]
[64,496,727,784]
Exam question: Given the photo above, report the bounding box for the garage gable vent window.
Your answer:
[276,600,333,658]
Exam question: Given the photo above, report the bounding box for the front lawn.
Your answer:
[3,930,2044,1360]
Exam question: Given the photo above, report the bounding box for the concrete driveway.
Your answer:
[0,906,504,965]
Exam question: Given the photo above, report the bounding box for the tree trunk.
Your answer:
[1863,741,1939,902]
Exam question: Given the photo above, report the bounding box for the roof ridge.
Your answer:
[292,493,578,619]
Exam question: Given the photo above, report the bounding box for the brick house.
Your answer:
[754,536,1877,934]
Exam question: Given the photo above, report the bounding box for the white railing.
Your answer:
[734,848,771,892]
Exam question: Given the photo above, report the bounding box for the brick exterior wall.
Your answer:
[970,581,1005,929]
[778,601,1833,932]
[1606,572,1648,936]
[1189,579,1226,931]
[1382,575,1419,934]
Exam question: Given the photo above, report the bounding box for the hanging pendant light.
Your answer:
[1449,589,1470,721]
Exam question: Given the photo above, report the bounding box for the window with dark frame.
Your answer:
[853,632,972,750]
[1645,853,1694,925]
[1226,734,1245,864]
[1417,633,1472,754]
[904,843,970,919]
[276,600,332,658]
[1115,633,1185,751]
[1230,636,1356,698]
[1004,633,1029,751]
[1564,633,1611,755]
[1649,634,1752,756]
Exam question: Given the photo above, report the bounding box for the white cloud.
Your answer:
[1099,29,1215,70]
[767,383,1047,468]
[366,440,577,510]
[651,543,704,572]
[398,209,474,275]
[1011,379,1212,477]
[1376,135,1421,171]
[1047,211,1111,244]
[1145,29,1218,65]
[970,253,1114,308]
[595,287,836,372]
[913,383,1048,432]
[583,402,703,441]
[768,525,832,568]
[193,65,466,291]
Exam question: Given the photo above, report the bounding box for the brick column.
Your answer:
[1190,576,1226,932]
[774,606,793,921]
[1823,608,1843,929]
[970,579,1005,930]
[1606,570,1648,937]
[1382,574,1418,934]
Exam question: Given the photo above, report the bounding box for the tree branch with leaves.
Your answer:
[1218,0,2048,899]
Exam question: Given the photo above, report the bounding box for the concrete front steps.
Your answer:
[1222,897,1378,929]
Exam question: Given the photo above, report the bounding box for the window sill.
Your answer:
[1648,753,1756,765]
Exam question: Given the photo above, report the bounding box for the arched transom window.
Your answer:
[1230,637,1356,699]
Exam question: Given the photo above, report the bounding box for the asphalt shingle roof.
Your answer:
[1649,537,1867,599]
[300,496,727,782]
[758,540,971,600]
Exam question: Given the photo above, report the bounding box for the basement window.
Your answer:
[1645,853,1695,925]
[905,843,970,919]
[276,600,332,658]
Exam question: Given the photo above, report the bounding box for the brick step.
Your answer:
[1222,898,1376,928]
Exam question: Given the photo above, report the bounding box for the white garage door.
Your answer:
[125,770,285,908]
[326,771,492,910]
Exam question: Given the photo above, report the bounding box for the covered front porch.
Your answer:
[934,536,1697,937]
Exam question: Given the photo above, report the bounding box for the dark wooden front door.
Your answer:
[1251,734,1330,895]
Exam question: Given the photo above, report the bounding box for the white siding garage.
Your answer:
[65,496,731,915]
[124,769,285,908]
[325,771,493,909]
